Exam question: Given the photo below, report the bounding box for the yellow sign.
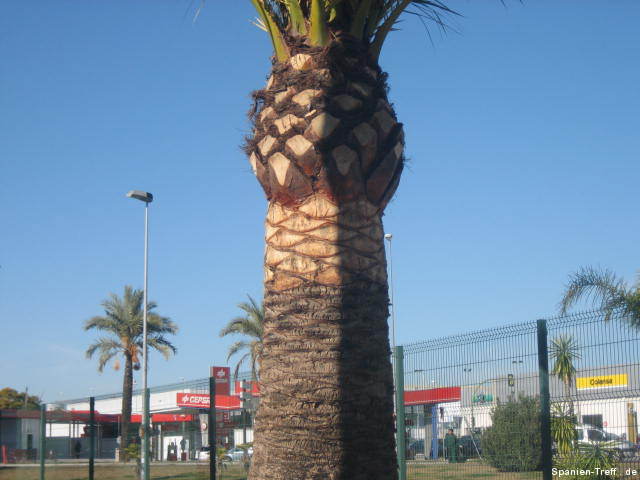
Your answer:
[576,374,628,390]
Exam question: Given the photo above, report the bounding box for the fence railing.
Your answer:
[3,309,638,480]
[395,309,640,480]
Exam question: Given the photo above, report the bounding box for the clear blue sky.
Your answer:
[1,0,638,402]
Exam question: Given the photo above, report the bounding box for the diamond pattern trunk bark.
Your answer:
[247,42,403,480]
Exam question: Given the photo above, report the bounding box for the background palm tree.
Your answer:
[560,266,640,326]
[219,295,264,381]
[85,285,177,459]
[550,334,581,415]
[217,1,459,478]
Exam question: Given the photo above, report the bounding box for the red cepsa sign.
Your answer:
[176,393,210,408]
[210,366,231,395]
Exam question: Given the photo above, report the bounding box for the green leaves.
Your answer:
[350,0,373,39]
[242,0,457,63]
[250,0,290,61]
[550,335,580,379]
[551,403,577,456]
[220,295,264,381]
[84,285,177,372]
[310,0,329,46]
[559,266,640,328]
[0,387,41,410]
[284,0,307,35]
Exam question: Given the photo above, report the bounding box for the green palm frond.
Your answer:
[559,266,629,316]
[85,286,177,371]
[86,337,123,372]
[85,315,119,333]
[550,334,581,383]
[551,403,576,456]
[194,1,457,62]
[146,336,178,360]
[227,340,251,362]
[220,295,265,381]
[233,352,252,380]
[147,313,179,335]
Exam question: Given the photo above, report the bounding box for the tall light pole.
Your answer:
[126,190,153,480]
[384,233,396,351]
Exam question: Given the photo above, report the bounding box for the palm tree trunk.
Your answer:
[120,353,133,462]
[565,379,575,418]
[247,42,403,478]
[249,196,397,479]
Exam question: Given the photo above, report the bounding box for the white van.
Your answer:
[575,424,637,459]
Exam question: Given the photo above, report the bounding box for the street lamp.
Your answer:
[384,233,396,351]
[126,190,153,480]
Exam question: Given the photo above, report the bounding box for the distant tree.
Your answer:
[0,387,41,409]
[219,296,264,381]
[550,334,581,414]
[560,266,640,326]
[85,285,177,460]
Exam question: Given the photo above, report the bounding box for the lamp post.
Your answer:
[384,233,396,351]
[126,190,153,480]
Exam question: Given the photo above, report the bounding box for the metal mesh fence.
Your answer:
[547,310,640,479]
[399,320,543,480]
[3,310,639,480]
[0,376,251,479]
[396,310,640,480]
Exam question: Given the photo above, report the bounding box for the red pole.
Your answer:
[2,444,7,464]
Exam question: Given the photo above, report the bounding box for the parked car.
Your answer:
[575,425,637,459]
[222,447,253,462]
[458,435,482,458]
[407,439,446,459]
[196,446,211,461]
[406,439,425,460]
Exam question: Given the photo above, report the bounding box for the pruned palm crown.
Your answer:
[246,1,453,209]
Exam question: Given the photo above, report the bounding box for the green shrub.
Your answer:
[124,442,140,461]
[482,395,542,472]
[552,403,577,455]
[554,443,619,479]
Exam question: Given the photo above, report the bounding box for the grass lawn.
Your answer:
[408,461,542,480]
[0,462,248,480]
[408,459,640,479]
[3,460,638,479]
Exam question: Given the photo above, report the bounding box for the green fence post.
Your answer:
[537,319,553,480]
[89,397,95,480]
[209,377,217,480]
[39,404,46,480]
[394,346,406,480]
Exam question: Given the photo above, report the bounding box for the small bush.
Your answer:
[124,442,140,461]
[552,403,577,455]
[482,395,542,472]
[554,443,619,479]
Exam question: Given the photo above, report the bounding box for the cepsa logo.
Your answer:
[176,393,210,408]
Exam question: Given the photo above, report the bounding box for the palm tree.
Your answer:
[85,285,177,459]
[560,266,640,326]
[219,2,458,478]
[219,296,264,381]
[550,334,581,415]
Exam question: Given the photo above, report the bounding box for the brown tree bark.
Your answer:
[120,353,133,461]
[247,41,403,480]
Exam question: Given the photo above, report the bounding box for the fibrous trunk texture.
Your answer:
[120,354,133,461]
[246,39,403,480]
